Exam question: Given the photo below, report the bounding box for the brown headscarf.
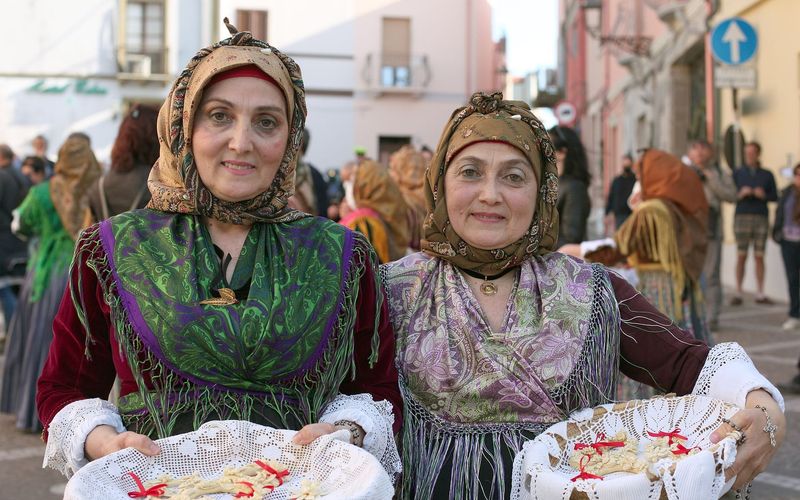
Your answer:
[421,91,559,276]
[146,19,307,225]
[49,136,102,240]
[616,149,709,283]
[352,160,411,261]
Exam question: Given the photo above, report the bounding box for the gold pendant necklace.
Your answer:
[480,279,498,296]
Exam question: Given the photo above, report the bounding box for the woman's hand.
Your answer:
[84,424,160,461]
[709,389,785,490]
[292,423,338,445]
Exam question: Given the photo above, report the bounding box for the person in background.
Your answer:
[31,134,55,177]
[731,141,778,305]
[687,139,737,332]
[772,162,800,330]
[288,128,329,217]
[20,156,47,185]
[0,145,29,330]
[339,160,411,263]
[36,23,400,481]
[604,153,636,232]
[0,135,101,432]
[87,104,159,221]
[420,145,433,164]
[773,164,800,396]
[384,93,784,499]
[549,125,590,247]
[389,145,427,251]
[0,144,31,194]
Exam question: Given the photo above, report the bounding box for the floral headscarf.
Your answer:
[421,91,560,275]
[50,135,102,240]
[147,19,307,224]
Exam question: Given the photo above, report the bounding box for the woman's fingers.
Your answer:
[117,431,160,456]
[292,423,336,445]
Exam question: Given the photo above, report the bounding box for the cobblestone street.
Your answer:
[0,290,798,499]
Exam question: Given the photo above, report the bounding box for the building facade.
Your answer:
[559,0,799,300]
[1,0,501,172]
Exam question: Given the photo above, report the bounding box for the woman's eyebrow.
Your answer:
[201,97,284,113]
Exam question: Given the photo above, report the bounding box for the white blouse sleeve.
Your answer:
[691,342,785,412]
[43,398,126,478]
[319,393,401,481]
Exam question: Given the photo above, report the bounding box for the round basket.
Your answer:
[511,394,742,500]
[64,420,393,499]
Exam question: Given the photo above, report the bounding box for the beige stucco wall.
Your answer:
[714,0,800,301]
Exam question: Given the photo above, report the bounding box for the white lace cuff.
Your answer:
[691,342,785,412]
[579,237,616,257]
[43,398,126,478]
[319,393,401,481]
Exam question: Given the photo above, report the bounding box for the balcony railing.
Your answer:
[117,49,170,82]
[361,53,431,95]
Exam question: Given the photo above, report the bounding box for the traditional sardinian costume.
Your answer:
[389,145,428,251]
[37,25,401,480]
[339,160,411,264]
[0,137,100,432]
[382,93,785,500]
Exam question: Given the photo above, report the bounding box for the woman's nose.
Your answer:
[478,178,500,203]
[228,121,253,153]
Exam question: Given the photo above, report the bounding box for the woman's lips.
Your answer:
[222,160,255,175]
[471,212,505,222]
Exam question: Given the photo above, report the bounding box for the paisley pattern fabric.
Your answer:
[76,210,375,438]
[383,251,620,498]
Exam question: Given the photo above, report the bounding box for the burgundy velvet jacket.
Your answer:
[37,248,403,440]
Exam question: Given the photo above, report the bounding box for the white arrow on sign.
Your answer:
[722,20,747,64]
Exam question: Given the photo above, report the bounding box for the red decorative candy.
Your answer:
[234,481,255,498]
[570,455,604,482]
[573,432,625,456]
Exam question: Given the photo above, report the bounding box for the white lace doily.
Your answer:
[511,395,742,500]
[63,420,394,499]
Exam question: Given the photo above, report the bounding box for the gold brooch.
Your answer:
[200,287,238,306]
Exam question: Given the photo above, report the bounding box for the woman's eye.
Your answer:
[256,117,277,130]
[506,173,524,183]
[460,167,479,178]
[209,111,228,123]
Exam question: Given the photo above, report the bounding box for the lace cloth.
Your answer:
[45,393,401,483]
[691,342,785,412]
[511,394,741,500]
[63,420,393,499]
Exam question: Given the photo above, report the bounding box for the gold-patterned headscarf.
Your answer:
[147,19,307,224]
[422,92,559,275]
[389,145,427,212]
[353,160,411,261]
[50,135,102,240]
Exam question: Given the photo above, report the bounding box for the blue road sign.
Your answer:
[711,18,758,65]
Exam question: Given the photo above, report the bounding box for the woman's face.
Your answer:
[445,142,538,250]
[192,77,289,203]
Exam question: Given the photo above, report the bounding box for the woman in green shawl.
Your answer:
[36,20,401,481]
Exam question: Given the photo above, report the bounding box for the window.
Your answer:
[237,10,268,41]
[381,17,411,87]
[125,0,166,75]
[378,136,411,165]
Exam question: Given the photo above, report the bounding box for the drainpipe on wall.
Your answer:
[466,0,472,99]
[704,0,718,143]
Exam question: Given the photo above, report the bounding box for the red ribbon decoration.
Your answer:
[234,481,255,498]
[671,442,700,455]
[646,428,688,446]
[573,432,625,456]
[570,455,604,482]
[255,460,290,487]
[126,472,167,498]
